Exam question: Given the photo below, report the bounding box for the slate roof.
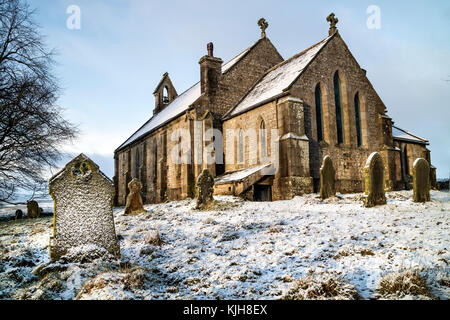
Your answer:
[116,39,265,152]
[392,126,428,145]
[224,34,334,119]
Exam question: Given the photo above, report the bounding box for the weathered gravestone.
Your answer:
[196,168,215,209]
[320,156,336,200]
[49,154,120,261]
[27,200,40,219]
[363,152,386,208]
[413,158,430,203]
[124,178,146,215]
[15,209,23,220]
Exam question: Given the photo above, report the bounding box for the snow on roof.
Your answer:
[117,82,201,151]
[116,41,261,152]
[225,35,333,118]
[215,164,271,184]
[392,126,428,144]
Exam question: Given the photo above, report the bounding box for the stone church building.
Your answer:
[114,15,435,204]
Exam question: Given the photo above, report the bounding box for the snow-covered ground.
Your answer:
[0,190,448,300]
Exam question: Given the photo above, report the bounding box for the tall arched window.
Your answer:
[134,147,140,178]
[333,71,344,144]
[238,129,244,164]
[354,92,362,147]
[259,120,267,160]
[315,84,324,142]
[402,145,409,176]
[176,136,182,178]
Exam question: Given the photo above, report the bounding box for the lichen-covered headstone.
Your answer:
[124,178,146,215]
[363,152,386,208]
[320,156,336,200]
[49,154,120,261]
[196,168,215,209]
[27,200,40,218]
[413,158,430,203]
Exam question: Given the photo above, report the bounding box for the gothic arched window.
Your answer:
[333,71,344,144]
[134,147,140,178]
[354,92,362,147]
[315,84,324,142]
[238,129,244,164]
[259,120,267,159]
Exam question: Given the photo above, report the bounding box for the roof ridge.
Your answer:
[264,34,334,75]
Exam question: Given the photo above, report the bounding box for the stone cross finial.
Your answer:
[257,18,269,38]
[207,42,214,57]
[326,13,339,35]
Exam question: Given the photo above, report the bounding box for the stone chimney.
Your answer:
[199,42,223,96]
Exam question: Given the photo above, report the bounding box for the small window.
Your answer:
[163,86,169,104]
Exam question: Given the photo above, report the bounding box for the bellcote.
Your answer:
[153,72,178,115]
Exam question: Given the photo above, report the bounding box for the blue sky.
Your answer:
[29,0,450,179]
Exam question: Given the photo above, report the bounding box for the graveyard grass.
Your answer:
[0,190,449,300]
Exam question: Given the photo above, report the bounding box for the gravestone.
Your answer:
[15,209,23,220]
[196,168,215,209]
[49,154,120,261]
[27,200,40,218]
[413,158,430,203]
[363,152,386,208]
[319,156,336,200]
[124,178,146,215]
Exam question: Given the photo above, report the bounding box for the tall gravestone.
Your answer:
[49,154,120,261]
[413,158,430,203]
[27,200,40,219]
[363,152,386,208]
[196,168,215,209]
[320,156,336,200]
[124,178,146,215]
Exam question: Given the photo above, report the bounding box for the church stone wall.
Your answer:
[404,143,430,177]
[222,96,314,201]
[205,38,283,118]
[289,34,399,193]
[223,100,278,173]
[116,113,196,205]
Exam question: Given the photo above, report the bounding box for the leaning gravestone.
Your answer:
[27,200,40,219]
[363,152,386,208]
[124,178,146,215]
[49,154,120,261]
[413,158,430,203]
[320,156,336,200]
[196,168,215,209]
